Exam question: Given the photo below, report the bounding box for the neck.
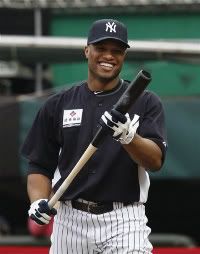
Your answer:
[87,76,120,92]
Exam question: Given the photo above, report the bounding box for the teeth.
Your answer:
[100,62,113,68]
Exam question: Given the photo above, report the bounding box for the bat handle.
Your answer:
[113,70,151,114]
[48,144,98,208]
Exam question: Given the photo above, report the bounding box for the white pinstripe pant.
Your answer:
[49,201,153,254]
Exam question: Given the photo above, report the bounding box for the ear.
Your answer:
[84,46,89,59]
[124,49,128,58]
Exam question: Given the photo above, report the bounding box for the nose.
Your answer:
[103,50,114,60]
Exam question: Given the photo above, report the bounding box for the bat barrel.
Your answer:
[114,70,151,114]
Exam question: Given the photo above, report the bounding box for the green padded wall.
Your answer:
[50,13,200,96]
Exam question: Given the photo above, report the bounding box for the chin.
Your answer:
[98,71,119,82]
[98,75,116,83]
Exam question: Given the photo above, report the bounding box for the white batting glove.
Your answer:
[100,109,140,144]
[28,199,57,225]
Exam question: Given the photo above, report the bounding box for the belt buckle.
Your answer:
[87,202,97,213]
[87,203,91,213]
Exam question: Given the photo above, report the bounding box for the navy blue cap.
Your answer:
[87,19,130,48]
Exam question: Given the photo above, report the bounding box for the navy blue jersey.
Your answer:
[21,80,167,203]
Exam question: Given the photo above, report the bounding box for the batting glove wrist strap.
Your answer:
[100,109,140,144]
[28,199,57,225]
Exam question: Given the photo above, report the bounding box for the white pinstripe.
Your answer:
[49,201,153,254]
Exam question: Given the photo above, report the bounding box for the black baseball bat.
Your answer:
[48,69,151,208]
[92,69,151,147]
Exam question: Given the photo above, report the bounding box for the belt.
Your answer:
[71,200,130,214]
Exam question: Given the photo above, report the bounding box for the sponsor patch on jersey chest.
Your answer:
[63,109,83,127]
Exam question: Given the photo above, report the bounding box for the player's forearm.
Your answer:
[123,134,162,171]
[27,173,52,203]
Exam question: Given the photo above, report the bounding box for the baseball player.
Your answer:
[21,19,167,253]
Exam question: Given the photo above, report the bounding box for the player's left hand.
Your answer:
[100,109,139,144]
[28,199,57,226]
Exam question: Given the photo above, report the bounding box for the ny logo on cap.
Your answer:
[105,22,116,33]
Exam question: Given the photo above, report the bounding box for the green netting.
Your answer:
[19,99,45,177]
[150,97,200,179]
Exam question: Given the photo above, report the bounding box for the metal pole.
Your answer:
[34,6,43,95]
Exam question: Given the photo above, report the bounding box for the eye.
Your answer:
[112,49,125,55]
[95,47,105,52]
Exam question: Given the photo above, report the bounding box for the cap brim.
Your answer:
[88,37,130,48]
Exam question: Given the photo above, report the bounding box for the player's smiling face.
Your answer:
[85,39,127,83]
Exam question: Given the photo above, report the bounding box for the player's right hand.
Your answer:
[28,199,57,225]
[100,109,139,144]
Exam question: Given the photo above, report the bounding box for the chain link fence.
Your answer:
[1,0,200,9]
